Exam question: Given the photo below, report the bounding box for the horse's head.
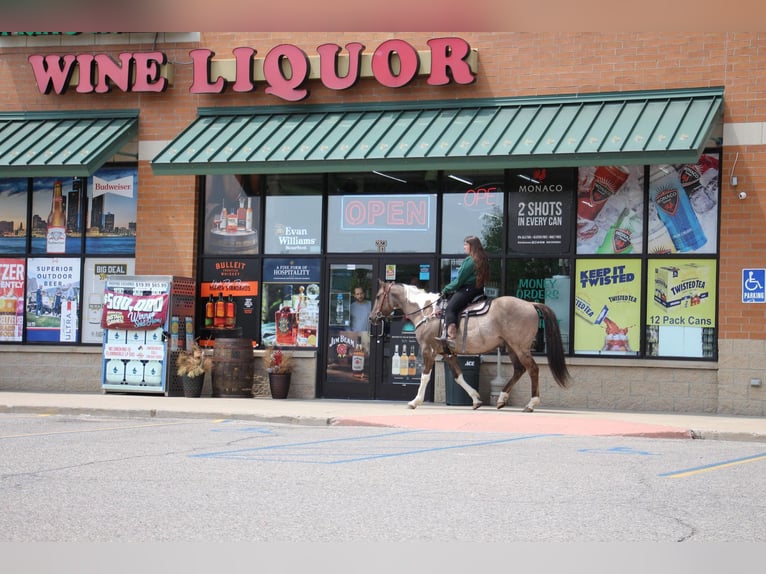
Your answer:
[369,279,397,325]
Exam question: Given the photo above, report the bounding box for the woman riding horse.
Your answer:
[440,235,489,347]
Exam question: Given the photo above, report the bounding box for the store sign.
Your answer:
[28,37,477,101]
[341,194,431,231]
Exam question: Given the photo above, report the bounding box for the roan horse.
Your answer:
[369,280,570,412]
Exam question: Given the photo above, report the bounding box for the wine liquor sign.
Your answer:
[28,37,478,102]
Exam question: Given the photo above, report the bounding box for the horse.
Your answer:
[369,280,570,412]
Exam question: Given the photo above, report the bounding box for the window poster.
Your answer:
[646,259,717,358]
[203,174,261,255]
[508,168,574,254]
[84,165,139,254]
[648,154,720,255]
[0,178,28,256]
[200,257,261,344]
[577,165,644,255]
[261,258,321,348]
[574,259,641,355]
[26,257,81,343]
[81,258,135,344]
[0,258,25,342]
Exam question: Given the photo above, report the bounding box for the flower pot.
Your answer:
[182,374,204,398]
[268,373,291,399]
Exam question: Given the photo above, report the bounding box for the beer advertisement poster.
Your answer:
[647,153,720,255]
[0,178,28,256]
[26,257,81,343]
[0,258,25,342]
[507,167,573,255]
[646,259,717,358]
[84,166,138,255]
[574,258,641,356]
[576,165,644,255]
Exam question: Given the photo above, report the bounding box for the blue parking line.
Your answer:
[192,430,556,464]
[659,451,766,478]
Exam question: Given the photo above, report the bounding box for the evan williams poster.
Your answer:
[574,259,641,356]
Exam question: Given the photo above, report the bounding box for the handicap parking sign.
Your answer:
[742,268,766,303]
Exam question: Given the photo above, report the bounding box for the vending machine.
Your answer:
[100,275,195,396]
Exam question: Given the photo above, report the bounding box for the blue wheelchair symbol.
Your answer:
[742,269,766,303]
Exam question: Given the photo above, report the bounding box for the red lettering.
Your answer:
[344,199,365,225]
[405,200,427,225]
[190,49,225,93]
[28,54,77,94]
[74,54,95,93]
[263,44,309,101]
[464,187,498,207]
[317,42,364,90]
[387,200,405,224]
[93,53,133,93]
[132,52,167,92]
[426,37,476,86]
[232,47,256,92]
[367,200,386,223]
[371,39,419,88]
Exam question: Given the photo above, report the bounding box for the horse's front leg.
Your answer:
[407,369,432,409]
[443,354,482,409]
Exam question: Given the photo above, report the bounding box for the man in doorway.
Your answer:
[350,286,371,332]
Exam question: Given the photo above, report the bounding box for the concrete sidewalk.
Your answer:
[1,391,765,442]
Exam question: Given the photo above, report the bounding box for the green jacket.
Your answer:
[443,256,477,294]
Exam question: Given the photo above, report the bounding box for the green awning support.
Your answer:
[151,87,723,175]
[0,109,139,177]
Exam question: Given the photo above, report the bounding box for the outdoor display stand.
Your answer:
[100,275,195,396]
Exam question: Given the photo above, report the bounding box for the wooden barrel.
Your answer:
[211,338,254,398]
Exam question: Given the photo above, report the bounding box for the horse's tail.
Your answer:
[533,303,571,388]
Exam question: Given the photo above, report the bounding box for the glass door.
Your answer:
[322,257,437,401]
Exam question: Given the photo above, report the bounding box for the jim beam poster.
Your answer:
[646,259,717,358]
[574,259,641,355]
[26,257,81,343]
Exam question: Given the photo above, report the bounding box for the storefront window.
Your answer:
[441,170,503,254]
[203,174,261,255]
[327,172,436,253]
[508,167,575,256]
[264,174,323,255]
[506,258,572,353]
[576,165,644,255]
[0,163,137,346]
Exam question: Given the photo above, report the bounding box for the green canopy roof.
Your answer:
[151,87,723,175]
[0,109,138,177]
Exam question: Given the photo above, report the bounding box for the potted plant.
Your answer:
[176,341,213,397]
[263,345,293,399]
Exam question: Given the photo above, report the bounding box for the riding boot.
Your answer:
[438,323,449,344]
[446,323,457,347]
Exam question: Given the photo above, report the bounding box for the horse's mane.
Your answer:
[400,283,440,307]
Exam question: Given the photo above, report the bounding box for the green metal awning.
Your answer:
[0,109,139,177]
[151,87,723,175]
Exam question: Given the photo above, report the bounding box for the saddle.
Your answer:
[439,294,492,354]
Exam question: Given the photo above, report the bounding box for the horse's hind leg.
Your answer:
[496,351,526,410]
[408,356,434,409]
[517,351,540,412]
[443,354,482,409]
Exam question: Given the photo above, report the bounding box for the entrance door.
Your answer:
[322,256,437,401]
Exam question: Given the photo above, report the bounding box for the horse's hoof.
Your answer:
[472,401,482,410]
[496,402,506,410]
[407,402,417,409]
[522,406,534,413]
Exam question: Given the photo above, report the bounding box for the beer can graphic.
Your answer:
[650,167,707,252]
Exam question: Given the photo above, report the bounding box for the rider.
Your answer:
[439,235,489,346]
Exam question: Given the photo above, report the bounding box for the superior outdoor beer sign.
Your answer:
[28,37,477,102]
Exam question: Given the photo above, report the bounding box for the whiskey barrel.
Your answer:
[211,338,254,397]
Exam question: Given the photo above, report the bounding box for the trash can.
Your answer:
[444,355,480,406]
